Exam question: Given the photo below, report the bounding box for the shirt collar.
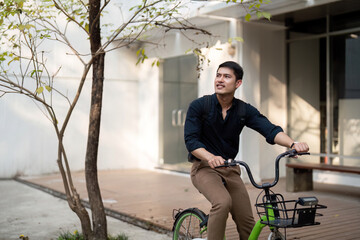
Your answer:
[213,93,237,110]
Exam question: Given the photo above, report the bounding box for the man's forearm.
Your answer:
[274,132,294,148]
[191,148,215,161]
[274,132,309,152]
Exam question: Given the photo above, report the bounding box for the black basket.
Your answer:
[255,193,327,228]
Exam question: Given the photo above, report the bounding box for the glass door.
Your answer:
[160,54,198,171]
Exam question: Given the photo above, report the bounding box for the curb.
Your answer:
[15,178,173,236]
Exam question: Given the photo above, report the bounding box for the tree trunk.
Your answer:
[56,138,93,239]
[85,54,107,239]
[85,0,107,239]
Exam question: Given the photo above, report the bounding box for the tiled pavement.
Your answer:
[18,169,360,240]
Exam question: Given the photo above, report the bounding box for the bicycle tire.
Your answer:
[267,230,285,240]
[173,208,208,240]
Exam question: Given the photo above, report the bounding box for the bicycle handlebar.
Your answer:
[216,149,310,189]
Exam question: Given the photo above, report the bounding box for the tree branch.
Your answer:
[52,0,89,35]
[154,20,212,35]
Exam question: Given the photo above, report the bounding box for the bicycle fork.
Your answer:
[248,203,282,240]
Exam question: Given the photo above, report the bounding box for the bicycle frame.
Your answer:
[248,215,268,239]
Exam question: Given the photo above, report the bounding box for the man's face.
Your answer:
[214,67,242,95]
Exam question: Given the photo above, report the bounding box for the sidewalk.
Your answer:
[0,179,170,240]
[2,169,360,240]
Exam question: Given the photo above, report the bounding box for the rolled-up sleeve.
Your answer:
[245,104,283,144]
[184,99,207,152]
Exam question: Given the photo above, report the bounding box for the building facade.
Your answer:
[0,0,359,187]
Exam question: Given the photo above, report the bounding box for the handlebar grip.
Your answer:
[215,159,237,168]
[287,149,310,157]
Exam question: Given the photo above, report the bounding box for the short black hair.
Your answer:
[217,61,244,80]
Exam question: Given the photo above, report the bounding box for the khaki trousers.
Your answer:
[191,160,255,240]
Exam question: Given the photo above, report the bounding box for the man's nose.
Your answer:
[217,76,224,82]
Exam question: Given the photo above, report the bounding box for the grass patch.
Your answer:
[57,230,129,240]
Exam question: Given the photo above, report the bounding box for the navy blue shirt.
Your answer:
[184,94,283,161]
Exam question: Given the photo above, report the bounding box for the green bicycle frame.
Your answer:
[248,204,276,240]
[199,204,276,240]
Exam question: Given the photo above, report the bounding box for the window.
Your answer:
[287,4,360,166]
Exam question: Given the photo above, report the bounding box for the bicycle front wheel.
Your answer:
[173,208,208,240]
[267,229,285,240]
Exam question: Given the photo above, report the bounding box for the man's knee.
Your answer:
[212,196,232,212]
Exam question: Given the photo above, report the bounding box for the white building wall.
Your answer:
[137,59,160,169]
[239,21,287,182]
[0,40,147,177]
[0,94,59,177]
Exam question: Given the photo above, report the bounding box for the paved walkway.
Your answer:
[4,169,360,239]
[0,179,169,240]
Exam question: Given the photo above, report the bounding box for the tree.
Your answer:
[0,0,270,239]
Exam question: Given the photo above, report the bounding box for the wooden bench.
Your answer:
[286,162,360,192]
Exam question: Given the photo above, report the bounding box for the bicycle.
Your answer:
[172,149,327,240]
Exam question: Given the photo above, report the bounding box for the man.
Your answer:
[184,61,309,240]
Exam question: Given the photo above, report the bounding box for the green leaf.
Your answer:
[233,37,244,42]
[256,11,262,19]
[262,11,271,21]
[36,86,44,94]
[18,24,25,31]
[193,49,201,56]
[228,37,244,45]
[7,56,19,65]
[245,13,251,22]
[141,55,148,63]
[25,24,35,30]
[30,70,36,77]
[185,49,192,54]
[45,85,52,92]
[85,23,89,33]
[30,69,42,77]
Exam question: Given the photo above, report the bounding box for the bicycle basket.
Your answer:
[255,193,327,228]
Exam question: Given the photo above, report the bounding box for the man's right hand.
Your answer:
[208,156,226,169]
[191,148,225,168]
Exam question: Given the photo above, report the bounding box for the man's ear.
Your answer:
[235,79,242,89]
